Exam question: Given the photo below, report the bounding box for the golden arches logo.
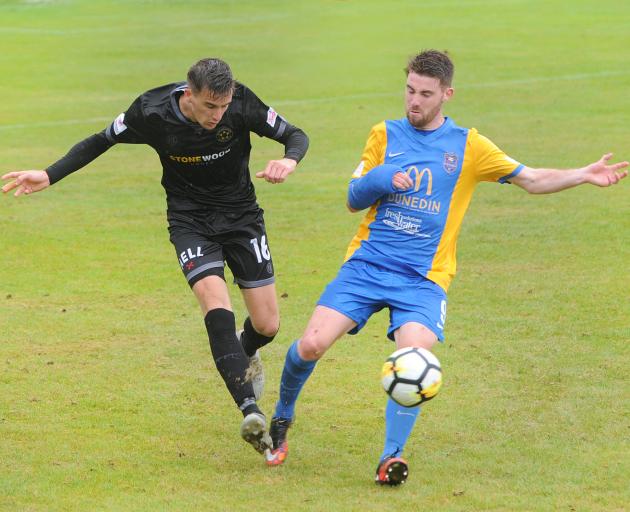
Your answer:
[405,166,433,195]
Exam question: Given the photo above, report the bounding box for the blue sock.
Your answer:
[381,398,421,461]
[273,340,317,420]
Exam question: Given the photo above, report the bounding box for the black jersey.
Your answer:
[46,82,309,212]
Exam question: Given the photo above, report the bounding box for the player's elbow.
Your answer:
[517,181,541,194]
[511,168,543,194]
[518,179,548,194]
[347,201,364,213]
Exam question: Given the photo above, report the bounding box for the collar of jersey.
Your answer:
[170,84,197,126]
[403,116,452,142]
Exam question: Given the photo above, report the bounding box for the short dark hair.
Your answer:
[187,58,235,96]
[405,50,454,87]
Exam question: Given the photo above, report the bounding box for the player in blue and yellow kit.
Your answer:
[264,50,627,484]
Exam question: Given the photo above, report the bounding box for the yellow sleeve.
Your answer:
[351,122,387,178]
[469,128,523,183]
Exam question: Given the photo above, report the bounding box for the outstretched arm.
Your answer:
[2,170,50,196]
[510,153,628,194]
[2,131,115,197]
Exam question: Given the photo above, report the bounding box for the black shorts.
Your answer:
[167,208,275,289]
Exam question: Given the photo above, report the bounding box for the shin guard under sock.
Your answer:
[273,340,317,420]
[204,308,259,415]
[381,398,421,461]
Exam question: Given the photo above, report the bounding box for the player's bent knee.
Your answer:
[297,335,328,361]
[250,317,279,338]
[395,322,439,351]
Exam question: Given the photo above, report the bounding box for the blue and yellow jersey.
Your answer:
[345,117,523,292]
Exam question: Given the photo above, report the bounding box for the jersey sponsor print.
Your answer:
[346,117,524,291]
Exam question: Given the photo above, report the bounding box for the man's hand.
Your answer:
[392,171,413,190]
[583,153,628,187]
[255,158,297,184]
[1,170,50,197]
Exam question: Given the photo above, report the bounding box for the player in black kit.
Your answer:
[2,58,309,455]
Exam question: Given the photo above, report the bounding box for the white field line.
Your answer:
[0,13,289,35]
[0,0,529,35]
[0,117,113,131]
[274,70,630,106]
[1,70,628,132]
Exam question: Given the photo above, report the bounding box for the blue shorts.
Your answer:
[317,259,447,341]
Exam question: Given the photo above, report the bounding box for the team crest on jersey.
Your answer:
[443,152,458,174]
[216,126,234,143]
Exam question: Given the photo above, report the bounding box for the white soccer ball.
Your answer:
[381,347,442,407]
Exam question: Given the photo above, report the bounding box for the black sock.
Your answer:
[241,317,277,357]
[204,308,260,416]
[241,402,261,417]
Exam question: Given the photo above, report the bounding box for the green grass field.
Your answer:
[1,1,629,510]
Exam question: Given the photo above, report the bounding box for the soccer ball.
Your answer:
[381,347,442,407]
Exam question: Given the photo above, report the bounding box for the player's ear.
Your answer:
[443,87,454,102]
